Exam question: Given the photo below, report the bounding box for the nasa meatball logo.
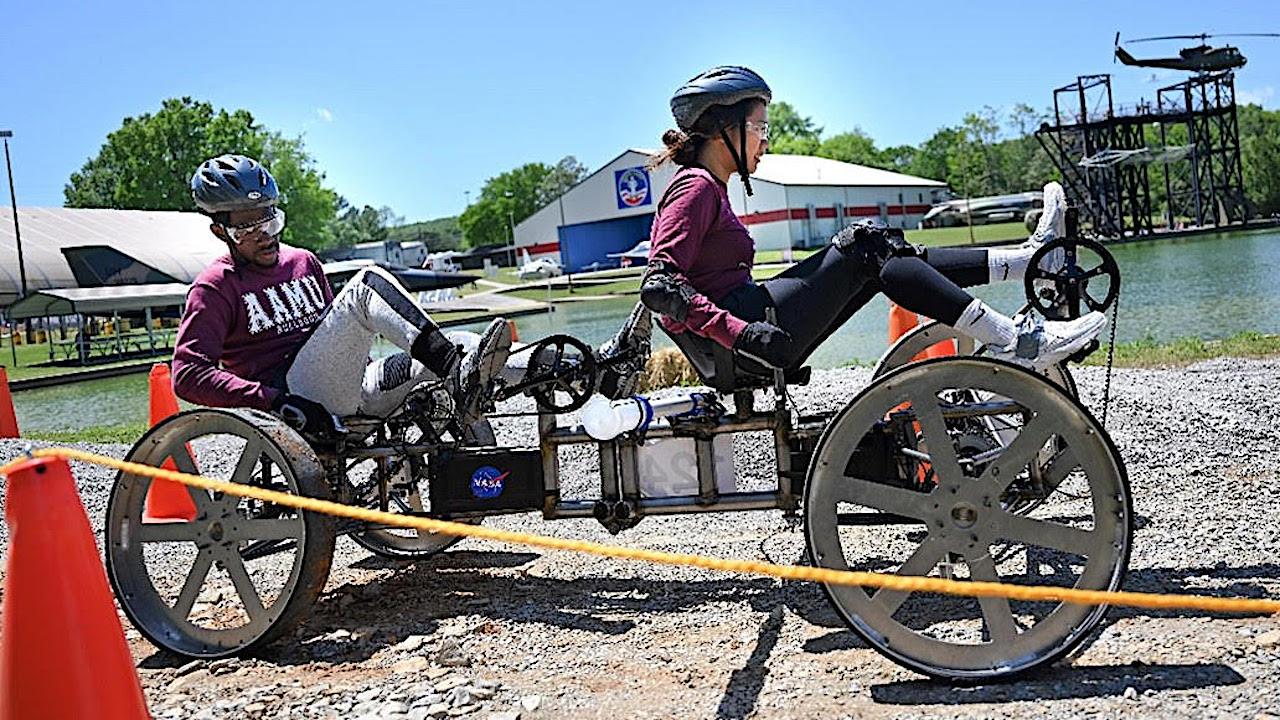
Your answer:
[469,465,510,499]
[615,167,651,209]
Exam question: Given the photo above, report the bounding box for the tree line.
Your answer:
[64,97,1280,255]
[768,100,1280,216]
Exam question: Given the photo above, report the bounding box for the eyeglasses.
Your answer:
[224,208,286,244]
[745,120,770,141]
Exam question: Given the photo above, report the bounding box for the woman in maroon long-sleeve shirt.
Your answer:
[640,66,1107,373]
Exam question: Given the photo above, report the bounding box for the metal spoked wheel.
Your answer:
[347,420,492,560]
[105,408,335,659]
[872,319,1078,396]
[804,357,1131,680]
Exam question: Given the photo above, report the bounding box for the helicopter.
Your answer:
[1113,32,1278,73]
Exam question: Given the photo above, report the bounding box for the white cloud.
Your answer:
[316,107,334,122]
[1237,86,1275,107]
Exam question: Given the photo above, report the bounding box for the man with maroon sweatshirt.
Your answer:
[172,154,511,437]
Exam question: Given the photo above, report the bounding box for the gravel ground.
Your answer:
[3,357,1280,719]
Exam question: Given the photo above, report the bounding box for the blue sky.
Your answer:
[3,0,1278,223]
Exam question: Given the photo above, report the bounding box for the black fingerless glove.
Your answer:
[272,393,334,436]
[734,321,794,369]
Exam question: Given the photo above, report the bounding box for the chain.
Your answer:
[1101,287,1119,428]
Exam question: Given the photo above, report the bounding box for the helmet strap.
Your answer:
[718,121,755,197]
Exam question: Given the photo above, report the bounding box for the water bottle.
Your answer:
[580,392,718,441]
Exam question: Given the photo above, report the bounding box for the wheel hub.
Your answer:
[950,503,978,528]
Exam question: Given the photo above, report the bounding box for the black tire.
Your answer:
[348,419,493,560]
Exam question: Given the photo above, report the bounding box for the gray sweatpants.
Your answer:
[284,266,454,418]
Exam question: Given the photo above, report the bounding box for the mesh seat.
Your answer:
[661,325,810,395]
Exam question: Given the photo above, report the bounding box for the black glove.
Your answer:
[272,394,334,436]
[832,220,922,268]
[734,321,793,369]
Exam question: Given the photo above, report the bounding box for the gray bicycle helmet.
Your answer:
[669,66,772,196]
[190,154,279,214]
[670,66,772,133]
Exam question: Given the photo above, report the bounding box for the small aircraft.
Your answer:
[517,249,563,281]
[1114,32,1278,73]
[322,259,477,293]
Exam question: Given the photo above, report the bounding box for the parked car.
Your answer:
[920,191,1043,229]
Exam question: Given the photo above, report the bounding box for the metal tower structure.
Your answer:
[1035,72,1248,238]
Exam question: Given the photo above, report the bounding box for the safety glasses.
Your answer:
[224,208,286,243]
[745,120,770,141]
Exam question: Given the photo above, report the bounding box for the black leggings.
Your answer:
[719,245,990,369]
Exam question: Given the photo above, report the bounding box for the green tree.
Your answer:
[881,145,918,174]
[537,156,590,203]
[263,132,341,249]
[767,101,822,155]
[947,108,1005,197]
[1239,104,1280,216]
[817,129,886,168]
[458,162,552,248]
[64,97,338,251]
[907,127,962,183]
[387,216,464,252]
[329,201,401,248]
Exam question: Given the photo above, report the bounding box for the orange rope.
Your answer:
[7,447,1278,615]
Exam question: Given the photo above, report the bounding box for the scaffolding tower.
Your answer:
[1035,72,1248,238]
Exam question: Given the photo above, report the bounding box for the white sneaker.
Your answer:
[452,318,513,425]
[1027,181,1067,245]
[988,311,1107,370]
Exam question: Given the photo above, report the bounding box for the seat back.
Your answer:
[660,325,811,394]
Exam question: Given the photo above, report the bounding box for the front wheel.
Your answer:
[105,408,335,659]
[804,357,1131,680]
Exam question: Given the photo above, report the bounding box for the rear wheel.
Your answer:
[804,357,1131,680]
[347,419,493,560]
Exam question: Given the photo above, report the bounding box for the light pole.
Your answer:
[503,191,516,267]
[2,131,25,299]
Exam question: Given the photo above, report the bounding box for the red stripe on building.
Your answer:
[740,204,933,224]
[738,209,792,224]
[526,241,560,255]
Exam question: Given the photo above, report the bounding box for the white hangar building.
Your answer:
[513,149,948,272]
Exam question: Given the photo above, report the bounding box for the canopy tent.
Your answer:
[0,207,224,308]
[6,283,190,320]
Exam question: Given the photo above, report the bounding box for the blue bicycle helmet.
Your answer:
[670,66,772,133]
[190,154,279,214]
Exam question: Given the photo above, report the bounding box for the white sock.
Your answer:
[955,299,1016,349]
[987,245,1037,283]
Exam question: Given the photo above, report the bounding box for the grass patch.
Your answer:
[24,422,149,445]
[905,221,1027,247]
[1082,331,1280,368]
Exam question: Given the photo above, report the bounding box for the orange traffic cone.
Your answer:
[918,315,957,359]
[142,363,198,522]
[888,302,929,363]
[0,367,17,438]
[924,337,957,359]
[0,456,150,719]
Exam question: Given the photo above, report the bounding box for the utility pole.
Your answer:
[2,131,25,299]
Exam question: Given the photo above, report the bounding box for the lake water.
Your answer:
[13,227,1280,434]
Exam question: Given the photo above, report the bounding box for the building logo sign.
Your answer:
[615,167,651,209]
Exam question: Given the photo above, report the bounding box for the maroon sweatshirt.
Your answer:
[647,166,754,347]
[172,245,334,409]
